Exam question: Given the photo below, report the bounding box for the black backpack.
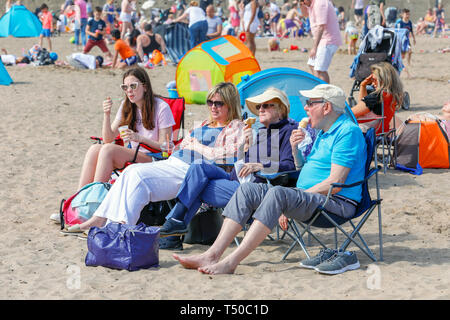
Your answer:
[37,48,54,66]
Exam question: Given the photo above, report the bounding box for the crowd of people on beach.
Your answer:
[3,1,449,276]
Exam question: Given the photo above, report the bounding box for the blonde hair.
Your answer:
[206,82,242,125]
[371,62,404,109]
[190,1,199,6]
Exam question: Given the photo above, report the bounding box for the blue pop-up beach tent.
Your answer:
[0,5,42,37]
[0,60,13,86]
[237,67,357,129]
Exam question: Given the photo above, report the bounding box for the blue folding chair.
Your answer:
[282,128,383,262]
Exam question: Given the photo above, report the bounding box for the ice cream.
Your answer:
[298,117,309,129]
[245,117,256,128]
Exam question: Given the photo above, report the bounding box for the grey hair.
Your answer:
[327,100,345,115]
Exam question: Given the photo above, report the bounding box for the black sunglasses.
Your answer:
[305,99,326,107]
[207,100,225,108]
[255,103,277,111]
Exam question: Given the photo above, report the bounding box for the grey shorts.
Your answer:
[222,183,357,230]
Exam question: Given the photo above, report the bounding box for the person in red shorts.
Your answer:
[83,6,113,60]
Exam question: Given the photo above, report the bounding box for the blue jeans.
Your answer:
[165,160,240,225]
[189,20,208,49]
[75,18,88,46]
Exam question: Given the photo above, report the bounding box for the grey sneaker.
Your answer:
[314,251,360,275]
[299,248,337,269]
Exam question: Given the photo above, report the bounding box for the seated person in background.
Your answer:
[441,101,450,136]
[173,84,367,275]
[65,82,246,233]
[111,29,138,68]
[136,23,167,63]
[159,88,308,240]
[126,28,141,53]
[205,4,223,40]
[83,6,113,61]
[351,62,404,133]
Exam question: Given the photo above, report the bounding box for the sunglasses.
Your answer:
[255,103,276,111]
[120,82,140,91]
[206,100,225,108]
[305,99,326,107]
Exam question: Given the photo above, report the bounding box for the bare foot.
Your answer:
[173,253,219,270]
[198,260,237,275]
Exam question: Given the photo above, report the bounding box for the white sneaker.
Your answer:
[49,213,61,224]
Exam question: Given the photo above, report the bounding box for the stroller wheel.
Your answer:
[401,92,410,110]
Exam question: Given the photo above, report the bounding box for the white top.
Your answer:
[354,0,365,10]
[185,6,206,27]
[71,53,96,69]
[269,2,280,15]
[114,97,176,152]
[0,54,16,65]
[243,2,260,28]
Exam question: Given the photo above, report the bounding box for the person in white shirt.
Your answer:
[265,0,281,37]
[174,1,208,49]
[206,4,223,39]
[351,0,365,26]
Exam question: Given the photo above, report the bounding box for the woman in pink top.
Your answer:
[228,0,240,35]
[77,66,175,190]
[75,0,88,46]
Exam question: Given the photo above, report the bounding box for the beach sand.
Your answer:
[0,33,449,300]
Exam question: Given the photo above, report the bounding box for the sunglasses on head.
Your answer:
[305,99,326,107]
[255,103,276,111]
[120,82,140,91]
[206,99,225,108]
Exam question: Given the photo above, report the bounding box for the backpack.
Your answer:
[60,182,111,229]
[36,48,54,66]
[366,5,382,29]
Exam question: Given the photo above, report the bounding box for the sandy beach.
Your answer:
[0,30,449,300]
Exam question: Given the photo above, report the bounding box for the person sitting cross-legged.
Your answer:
[173,84,367,275]
[159,88,310,247]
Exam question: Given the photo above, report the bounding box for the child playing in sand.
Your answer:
[38,3,53,52]
[345,20,358,55]
[111,29,137,69]
[267,37,280,52]
[395,8,416,75]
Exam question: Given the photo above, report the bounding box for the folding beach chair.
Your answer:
[282,128,383,262]
[357,91,399,173]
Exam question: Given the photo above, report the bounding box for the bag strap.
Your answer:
[59,198,66,230]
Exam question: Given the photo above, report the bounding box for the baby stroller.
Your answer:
[348,26,409,110]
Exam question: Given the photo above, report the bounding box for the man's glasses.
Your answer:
[305,99,326,107]
[206,100,225,108]
[120,82,140,91]
[255,103,277,111]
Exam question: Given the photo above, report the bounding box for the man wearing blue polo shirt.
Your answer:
[173,84,367,276]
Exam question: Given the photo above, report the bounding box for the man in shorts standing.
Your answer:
[300,0,342,84]
[83,7,113,61]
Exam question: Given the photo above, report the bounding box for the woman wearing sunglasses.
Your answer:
[64,82,245,233]
[76,66,175,191]
[158,88,307,248]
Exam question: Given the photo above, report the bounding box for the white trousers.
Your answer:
[94,156,190,225]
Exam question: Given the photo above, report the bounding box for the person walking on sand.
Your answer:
[120,0,135,39]
[38,3,53,51]
[299,0,342,84]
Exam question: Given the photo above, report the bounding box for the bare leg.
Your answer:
[245,32,256,56]
[198,219,271,275]
[316,70,330,83]
[47,37,52,52]
[93,143,152,183]
[78,216,107,230]
[78,144,102,189]
[173,218,243,269]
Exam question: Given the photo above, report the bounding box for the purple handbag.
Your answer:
[85,222,160,271]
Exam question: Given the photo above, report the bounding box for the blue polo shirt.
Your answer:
[297,114,366,202]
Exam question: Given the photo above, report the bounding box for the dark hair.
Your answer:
[402,8,410,13]
[95,55,104,67]
[121,67,159,131]
[127,28,141,47]
[40,3,48,10]
[144,23,153,32]
[111,29,121,39]
[95,6,102,13]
